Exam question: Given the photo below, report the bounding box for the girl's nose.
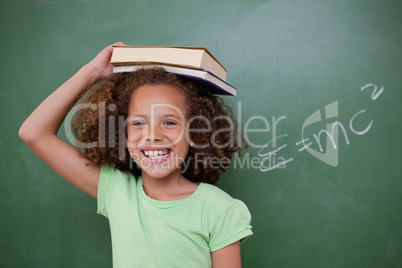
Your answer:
[143,125,163,142]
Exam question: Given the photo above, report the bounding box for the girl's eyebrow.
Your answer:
[127,113,182,119]
[128,114,147,118]
[163,114,182,119]
[127,114,148,121]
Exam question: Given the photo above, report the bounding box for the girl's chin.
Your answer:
[138,159,182,179]
[141,167,181,180]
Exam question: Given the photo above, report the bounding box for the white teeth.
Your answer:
[143,150,169,159]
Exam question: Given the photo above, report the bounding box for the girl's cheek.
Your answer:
[127,128,142,142]
[127,130,145,150]
[168,128,187,145]
[129,151,141,162]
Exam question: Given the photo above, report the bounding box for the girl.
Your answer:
[19,42,252,268]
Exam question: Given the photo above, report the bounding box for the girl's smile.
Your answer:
[142,148,171,161]
[139,147,173,166]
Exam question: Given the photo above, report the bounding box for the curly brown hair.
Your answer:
[71,67,243,184]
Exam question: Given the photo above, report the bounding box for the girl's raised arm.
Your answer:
[19,42,125,198]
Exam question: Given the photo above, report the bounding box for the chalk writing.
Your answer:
[257,83,384,172]
[257,134,294,172]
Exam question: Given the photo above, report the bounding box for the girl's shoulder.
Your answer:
[196,183,249,214]
[196,183,252,237]
[101,164,135,180]
[198,183,234,202]
[98,164,138,193]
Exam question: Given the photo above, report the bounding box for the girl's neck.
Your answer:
[141,170,198,201]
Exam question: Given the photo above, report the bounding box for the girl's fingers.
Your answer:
[88,42,128,77]
[113,41,128,46]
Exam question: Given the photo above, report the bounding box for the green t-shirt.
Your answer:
[97,165,252,268]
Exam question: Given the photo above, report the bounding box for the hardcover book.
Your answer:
[110,46,227,81]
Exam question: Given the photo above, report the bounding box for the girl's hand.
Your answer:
[87,41,128,77]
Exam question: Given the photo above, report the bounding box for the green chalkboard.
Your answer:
[1,0,401,267]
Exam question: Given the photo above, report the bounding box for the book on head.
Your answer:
[110,46,228,81]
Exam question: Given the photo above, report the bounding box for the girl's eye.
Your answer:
[133,121,146,126]
[164,121,176,126]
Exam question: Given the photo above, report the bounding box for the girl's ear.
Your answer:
[189,140,195,147]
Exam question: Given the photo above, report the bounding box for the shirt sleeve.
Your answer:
[208,200,253,252]
[97,165,115,218]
